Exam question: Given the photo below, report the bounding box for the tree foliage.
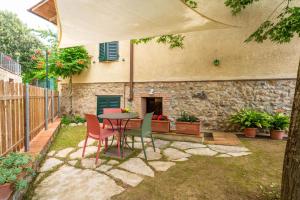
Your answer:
[225,0,300,43]
[0,11,44,77]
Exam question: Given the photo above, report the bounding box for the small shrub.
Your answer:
[257,184,280,200]
[230,109,270,129]
[61,115,86,125]
[176,111,199,122]
[61,115,72,125]
[269,113,290,131]
[0,153,33,191]
[74,115,86,123]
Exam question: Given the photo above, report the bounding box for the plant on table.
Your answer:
[0,153,33,199]
[230,109,270,138]
[269,112,290,140]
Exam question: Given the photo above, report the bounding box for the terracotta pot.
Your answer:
[175,121,200,137]
[0,183,13,200]
[125,119,143,129]
[152,120,170,133]
[243,128,257,138]
[271,130,285,140]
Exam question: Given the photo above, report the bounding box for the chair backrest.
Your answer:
[142,112,154,136]
[103,108,122,128]
[85,114,100,136]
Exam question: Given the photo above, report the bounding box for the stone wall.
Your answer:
[61,79,296,131]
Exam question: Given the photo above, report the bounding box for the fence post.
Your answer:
[58,93,60,117]
[45,88,48,130]
[25,83,30,152]
[51,90,54,122]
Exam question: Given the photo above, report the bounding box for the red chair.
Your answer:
[103,108,122,129]
[83,114,120,164]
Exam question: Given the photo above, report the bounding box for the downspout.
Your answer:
[129,40,134,101]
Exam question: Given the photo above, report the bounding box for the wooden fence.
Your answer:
[0,80,59,156]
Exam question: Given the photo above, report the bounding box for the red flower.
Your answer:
[31,55,37,60]
[56,61,63,68]
[37,61,44,69]
[77,59,84,65]
[35,49,42,55]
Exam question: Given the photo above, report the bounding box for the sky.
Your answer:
[0,0,56,31]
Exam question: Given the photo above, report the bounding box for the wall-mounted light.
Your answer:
[149,89,154,95]
[213,59,220,66]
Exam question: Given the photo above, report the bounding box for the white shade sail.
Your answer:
[56,0,232,48]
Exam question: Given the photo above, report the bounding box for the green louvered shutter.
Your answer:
[96,96,121,122]
[99,41,119,62]
[99,43,107,61]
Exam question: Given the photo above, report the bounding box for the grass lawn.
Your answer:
[113,139,285,200]
[50,125,87,151]
[49,126,285,200]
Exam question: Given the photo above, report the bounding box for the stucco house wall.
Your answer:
[60,0,300,131]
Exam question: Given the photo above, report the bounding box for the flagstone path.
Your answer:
[33,138,252,200]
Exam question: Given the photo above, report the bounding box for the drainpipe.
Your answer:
[129,41,134,101]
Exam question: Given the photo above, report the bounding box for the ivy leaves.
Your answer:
[246,7,300,43]
[132,34,185,49]
[225,0,300,43]
[225,0,260,15]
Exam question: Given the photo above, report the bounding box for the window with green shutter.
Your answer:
[99,41,119,62]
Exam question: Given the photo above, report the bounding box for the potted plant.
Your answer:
[230,109,270,138]
[175,111,200,136]
[0,153,33,200]
[269,113,290,140]
[152,115,170,133]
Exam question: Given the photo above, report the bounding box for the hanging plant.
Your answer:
[213,59,220,66]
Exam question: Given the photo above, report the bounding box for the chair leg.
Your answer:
[132,136,134,149]
[117,135,121,157]
[95,140,102,164]
[150,134,156,152]
[82,135,88,157]
[104,138,108,153]
[121,134,126,158]
[141,136,147,160]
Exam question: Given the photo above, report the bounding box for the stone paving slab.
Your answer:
[134,137,152,143]
[81,158,104,169]
[137,147,162,160]
[119,158,154,177]
[107,160,120,165]
[227,152,252,157]
[69,146,99,159]
[78,138,97,147]
[171,141,206,150]
[163,148,191,161]
[208,145,249,153]
[173,158,189,162]
[34,166,124,200]
[68,160,78,166]
[185,148,218,156]
[40,158,63,172]
[55,147,75,158]
[148,161,175,172]
[96,164,113,172]
[152,139,170,149]
[47,150,56,157]
[107,169,143,187]
[216,154,231,158]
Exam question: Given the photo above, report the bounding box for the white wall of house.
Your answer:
[0,68,22,83]
[63,0,300,84]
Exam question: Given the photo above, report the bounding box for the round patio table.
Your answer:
[98,112,138,157]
